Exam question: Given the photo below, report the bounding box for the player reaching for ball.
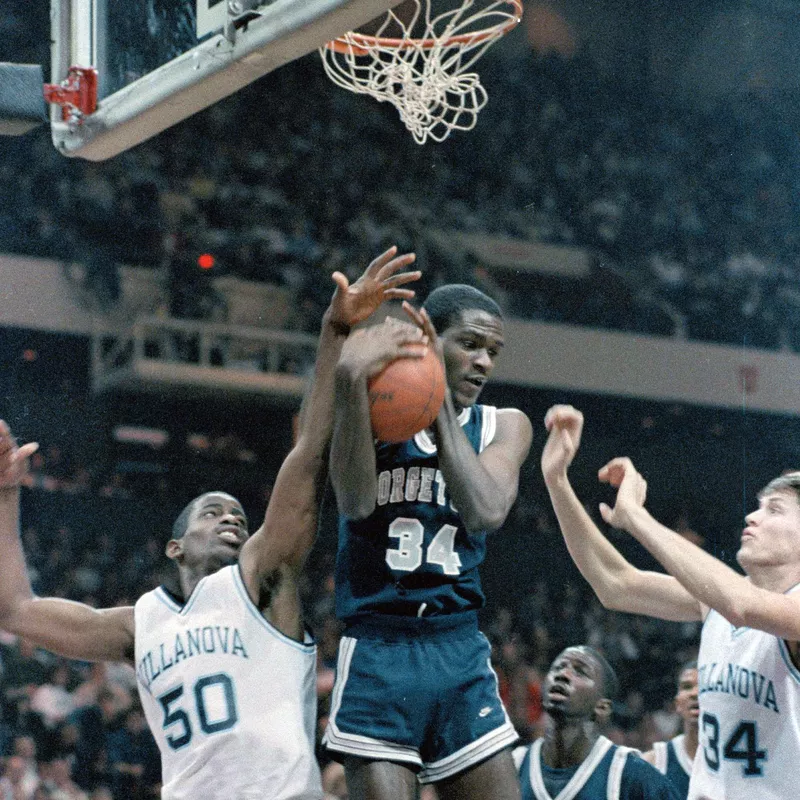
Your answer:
[323,285,533,800]
[0,247,422,800]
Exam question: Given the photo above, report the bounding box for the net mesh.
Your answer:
[320,0,522,144]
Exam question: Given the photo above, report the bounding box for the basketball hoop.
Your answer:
[320,0,523,144]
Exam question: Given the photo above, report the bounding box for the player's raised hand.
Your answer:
[329,246,421,330]
[598,457,648,530]
[338,317,428,380]
[0,421,39,490]
[541,405,583,486]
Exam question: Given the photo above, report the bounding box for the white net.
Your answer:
[320,0,522,144]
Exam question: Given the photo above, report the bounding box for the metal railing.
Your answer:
[91,316,318,400]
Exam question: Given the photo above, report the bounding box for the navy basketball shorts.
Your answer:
[323,611,518,784]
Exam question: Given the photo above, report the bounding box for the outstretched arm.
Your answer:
[541,405,703,622]
[0,423,135,662]
[403,305,532,533]
[328,317,430,519]
[239,247,422,588]
[600,457,800,638]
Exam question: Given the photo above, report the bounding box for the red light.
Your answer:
[22,349,37,362]
[197,253,215,270]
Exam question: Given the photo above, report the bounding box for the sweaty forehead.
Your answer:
[195,493,244,514]
[554,647,599,673]
[759,489,799,508]
[448,309,504,339]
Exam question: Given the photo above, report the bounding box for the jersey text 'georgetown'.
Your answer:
[690,597,800,800]
[335,404,497,622]
[134,565,321,800]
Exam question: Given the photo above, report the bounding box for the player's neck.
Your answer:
[683,723,699,759]
[541,719,599,768]
[178,565,209,600]
[745,562,800,594]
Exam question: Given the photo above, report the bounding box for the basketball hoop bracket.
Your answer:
[43,66,98,124]
[224,0,278,44]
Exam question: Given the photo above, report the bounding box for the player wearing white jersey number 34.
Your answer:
[541,403,800,800]
[0,247,423,800]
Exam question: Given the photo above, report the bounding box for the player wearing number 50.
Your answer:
[0,247,423,800]
[324,286,532,800]
[541,404,800,800]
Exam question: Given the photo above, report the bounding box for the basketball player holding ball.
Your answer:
[324,284,533,800]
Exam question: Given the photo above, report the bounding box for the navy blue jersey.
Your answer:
[515,737,682,800]
[335,405,497,623]
[651,735,692,799]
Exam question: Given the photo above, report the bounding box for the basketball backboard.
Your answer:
[49,0,399,160]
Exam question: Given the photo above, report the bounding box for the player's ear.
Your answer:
[592,698,613,723]
[166,538,184,561]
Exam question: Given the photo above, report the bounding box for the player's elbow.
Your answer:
[596,572,643,613]
[468,510,505,535]
[335,488,376,521]
[0,596,35,636]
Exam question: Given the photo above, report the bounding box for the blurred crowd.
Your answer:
[3,48,800,347]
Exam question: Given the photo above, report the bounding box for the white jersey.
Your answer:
[690,599,800,800]
[134,565,322,800]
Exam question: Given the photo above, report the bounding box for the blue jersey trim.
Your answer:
[154,586,184,613]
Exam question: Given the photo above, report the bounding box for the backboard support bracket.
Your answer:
[50,0,400,161]
[43,66,98,124]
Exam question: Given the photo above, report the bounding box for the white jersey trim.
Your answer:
[323,636,422,766]
[418,720,518,784]
[480,406,497,451]
[652,740,668,774]
[230,565,315,651]
[607,747,633,800]
[527,735,614,800]
[671,734,693,777]
[414,407,472,454]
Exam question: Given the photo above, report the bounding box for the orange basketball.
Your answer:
[368,346,446,442]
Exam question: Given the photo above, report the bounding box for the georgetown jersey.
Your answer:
[336,405,497,622]
[691,596,800,800]
[651,735,692,798]
[515,737,681,800]
[134,565,322,800]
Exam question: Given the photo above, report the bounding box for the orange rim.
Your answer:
[325,0,523,55]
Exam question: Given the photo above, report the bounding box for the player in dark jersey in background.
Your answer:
[641,662,698,798]
[324,285,532,800]
[513,646,681,800]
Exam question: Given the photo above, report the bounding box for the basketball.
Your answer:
[368,346,446,442]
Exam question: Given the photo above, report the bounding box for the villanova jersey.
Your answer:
[515,737,680,799]
[691,598,800,800]
[134,565,322,800]
[335,405,497,622]
[651,735,692,798]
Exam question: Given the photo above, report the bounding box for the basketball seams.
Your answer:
[368,350,445,442]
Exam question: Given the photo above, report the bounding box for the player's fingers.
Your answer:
[598,461,621,485]
[395,345,428,359]
[376,253,416,280]
[382,268,421,289]
[417,308,438,340]
[402,301,425,328]
[331,271,349,293]
[367,245,399,275]
[599,503,613,524]
[383,288,417,301]
[17,442,39,459]
[0,420,10,436]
